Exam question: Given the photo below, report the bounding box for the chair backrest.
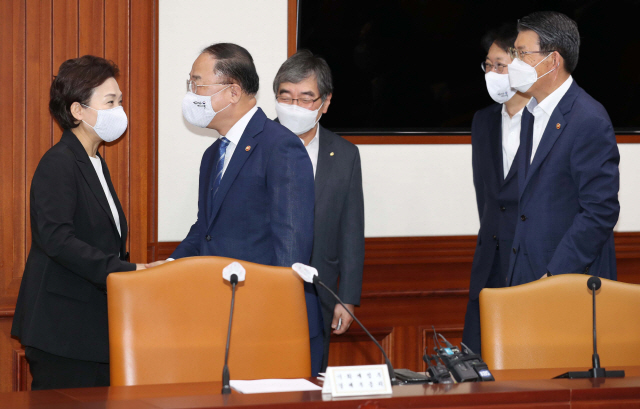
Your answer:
[480,274,640,370]
[107,256,311,386]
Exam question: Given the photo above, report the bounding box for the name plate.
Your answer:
[322,365,393,397]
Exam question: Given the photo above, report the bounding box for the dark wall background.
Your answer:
[298,0,640,134]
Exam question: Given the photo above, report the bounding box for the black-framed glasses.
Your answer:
[508,47,555,61]
[276,95,322,109]
[481,61,508,74]
[186,79,232,94]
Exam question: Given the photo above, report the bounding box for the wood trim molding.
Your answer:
[130,0,158,264]
[362,289,469,300]
[616,135,640,143]
[12,348,28,392]
[614,232,640,259]
[0,308,15,318]
[287,0,297,57]
[284,4,640,145]
[157,232,640,267]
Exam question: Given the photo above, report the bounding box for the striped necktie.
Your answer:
[211,137,231,201]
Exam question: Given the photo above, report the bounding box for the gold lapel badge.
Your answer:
[556,123,561,129]
[245,146,251,151]
[330,152,334,156]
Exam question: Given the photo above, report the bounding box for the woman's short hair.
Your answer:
[49,55,119,130]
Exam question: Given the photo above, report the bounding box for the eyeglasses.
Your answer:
[481,61,508,74]
[276,95,322,109]
[508,47,555,61]
[186,79,232,94]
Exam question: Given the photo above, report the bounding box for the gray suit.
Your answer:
[312,125,365,371]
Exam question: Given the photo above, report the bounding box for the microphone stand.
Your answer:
[555,277,624,379]
[314,277,397,384]
[221,274,238,394]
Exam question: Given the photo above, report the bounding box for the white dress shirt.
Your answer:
[527,76,573,163]
[501,104,525,178]
[219,106,258,178]
[89,156,121,237]
[303,125,320,178]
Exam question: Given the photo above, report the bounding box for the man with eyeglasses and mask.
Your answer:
[166,43,318,374]
[273,50,364,374]
[463,24,530,355]
[505,12,619,287]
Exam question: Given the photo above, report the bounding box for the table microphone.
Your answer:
[292,263,397,384]
[555,276,624,379]
[221,262,246,394]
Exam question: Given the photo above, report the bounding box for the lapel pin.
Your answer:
[330,152,334,156]
[245,146,251,151]
[556,123,561,129]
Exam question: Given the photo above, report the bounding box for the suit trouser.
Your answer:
[25,346,109,390]
[462,248,505,355]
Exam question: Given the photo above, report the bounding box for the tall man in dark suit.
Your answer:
[506,12,619,285]
[168,43,320,374]
[273,50,365,372]
[462,25,530,355]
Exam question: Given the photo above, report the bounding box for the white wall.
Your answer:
[158,0,640,241]
[158,0,288,241]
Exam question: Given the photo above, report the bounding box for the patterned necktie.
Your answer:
[211,137,231,201]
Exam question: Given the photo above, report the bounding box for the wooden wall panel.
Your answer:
[104,0,131,243]
[0,0,26,308]
[157,233,640,374]
[24,0,54,290]
[52,0,79,143]
[78,0,105,57]
[130,0,158,263]
[0,0,157,393]
[328,328,393,368]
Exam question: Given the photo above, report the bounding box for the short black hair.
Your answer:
[273,49,333,100]
[201,43,259,96]
[482,23,518,54]
[518,11,580,73]
[49,55,119,130]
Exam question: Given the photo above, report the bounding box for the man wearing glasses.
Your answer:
[463,24,530,355]
[273,50,365,375]
[505,12,619,286]
[168,43,318,372]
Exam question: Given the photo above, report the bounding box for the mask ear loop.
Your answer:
[535,52,558,81]
[550,52,561,84]
[80,104,97,130]
[210,85,232,115]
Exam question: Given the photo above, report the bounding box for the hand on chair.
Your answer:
[145,259,171,269]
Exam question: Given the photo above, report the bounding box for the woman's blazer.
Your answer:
[12,129,136,363]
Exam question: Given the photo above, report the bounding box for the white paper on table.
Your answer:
[229,379,322,394]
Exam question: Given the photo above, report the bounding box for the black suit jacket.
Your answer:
[469,103,520,299]
[12,130,136,363]
[311,125,365,370]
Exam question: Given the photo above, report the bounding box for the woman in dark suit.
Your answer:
[11,55,145,390]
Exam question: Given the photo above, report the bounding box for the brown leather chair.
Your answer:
[107,256,311,386]
[480,274,640,370]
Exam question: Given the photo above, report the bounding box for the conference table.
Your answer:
[2,366,640,409]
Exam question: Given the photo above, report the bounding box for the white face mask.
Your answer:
[81,105,128,143]
[484,71,516,104]
[508,53,556,93]
[182,86,231,128]
[275,101,324,135]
